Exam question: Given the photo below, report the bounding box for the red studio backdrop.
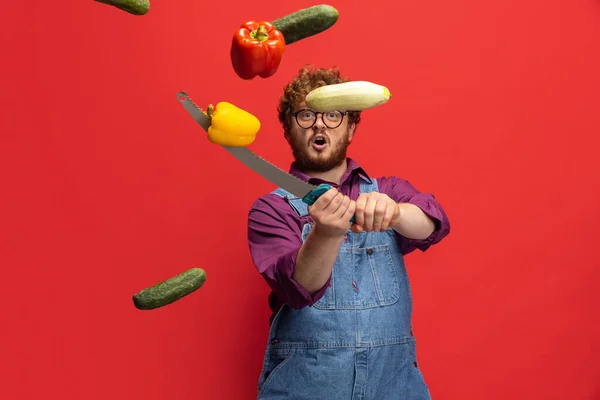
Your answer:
[1,0,599,399]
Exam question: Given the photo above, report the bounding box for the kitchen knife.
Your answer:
[176,91,355,222]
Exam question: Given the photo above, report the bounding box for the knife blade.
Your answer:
[176,90,353,217]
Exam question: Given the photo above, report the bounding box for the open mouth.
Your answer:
[311,135,328,151]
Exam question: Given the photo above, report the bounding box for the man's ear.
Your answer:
[348,123,356,141]
[283,118,292,141]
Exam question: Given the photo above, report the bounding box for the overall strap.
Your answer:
[359,177,379,194]
[271,188,310,218]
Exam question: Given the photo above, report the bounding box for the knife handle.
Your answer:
[302,184,357,224]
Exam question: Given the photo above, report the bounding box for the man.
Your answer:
[247,65,451,399]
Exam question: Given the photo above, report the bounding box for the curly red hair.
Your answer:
[277,65,362,133]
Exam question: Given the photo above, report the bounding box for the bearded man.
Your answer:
[247,65,451,399]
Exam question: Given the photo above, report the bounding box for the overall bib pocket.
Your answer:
[300,222,401,310]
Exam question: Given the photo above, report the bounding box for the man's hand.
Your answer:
[294,188,355,295]
[308,187,357,238]
[351,192,400,234]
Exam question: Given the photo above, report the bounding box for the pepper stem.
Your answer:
[250,24,269,42]
[206,104,214,120]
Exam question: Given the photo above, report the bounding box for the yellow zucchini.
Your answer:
[305,81,392,112]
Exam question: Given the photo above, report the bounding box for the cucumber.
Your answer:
[272,5,339,45]
[94,0,150,16]
[132,267,206,310]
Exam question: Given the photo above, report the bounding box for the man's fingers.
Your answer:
[372,200,387,232]
[343,199,356,222]
[351,224,363,234]
[313,187,338,210]
[354,194,367,228]
[333,195,351,218]
[327,192,346,215]
[349,200,362,233]
[363,196,377,231]
[380,201,396,231]
[315,189,343,215]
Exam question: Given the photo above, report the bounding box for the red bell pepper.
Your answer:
[230,21,286,80]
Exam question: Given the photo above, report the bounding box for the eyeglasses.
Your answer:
[292,109,348,129]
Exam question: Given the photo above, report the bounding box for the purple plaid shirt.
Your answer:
[247,158,450,322]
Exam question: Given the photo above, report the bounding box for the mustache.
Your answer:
[308,130,329,142]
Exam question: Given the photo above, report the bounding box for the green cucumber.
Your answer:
[132,267,206,310]
[94,0,150,16]
[272,5,339,45]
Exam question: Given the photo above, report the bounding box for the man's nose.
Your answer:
[313,114,325,129]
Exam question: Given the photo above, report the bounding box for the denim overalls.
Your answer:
[257,178,432,400]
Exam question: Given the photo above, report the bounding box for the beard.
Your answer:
[287,129,351,172]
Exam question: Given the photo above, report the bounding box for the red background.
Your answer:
[1,0,599,399]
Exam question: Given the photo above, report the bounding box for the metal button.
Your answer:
[367,248,373,255]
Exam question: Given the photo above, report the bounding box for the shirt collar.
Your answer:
[288,157,373,187]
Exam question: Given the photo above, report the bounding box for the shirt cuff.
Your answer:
[401,193,451,251]
[272,247,331,309]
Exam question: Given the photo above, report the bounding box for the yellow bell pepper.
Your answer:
[205,102,261,147]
